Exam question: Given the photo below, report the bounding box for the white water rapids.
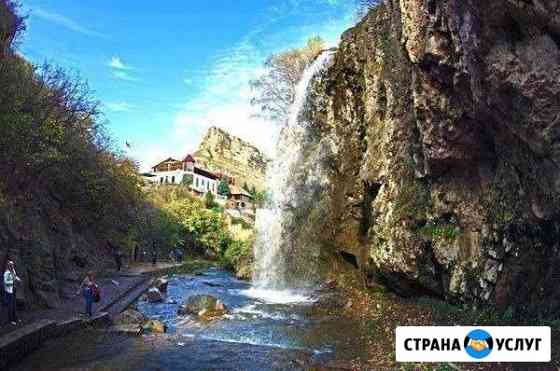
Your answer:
[247,50,334,303]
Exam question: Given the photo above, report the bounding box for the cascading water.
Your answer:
[247,50,335,301]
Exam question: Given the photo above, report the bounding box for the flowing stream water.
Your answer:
[14,268,370,371]
[11,52,374,371]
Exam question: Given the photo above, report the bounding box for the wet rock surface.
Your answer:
[154,277,169,293]
[177,294,229,319]
[114,309,146,326]
[142,319,167,334]
[146,288,164,303]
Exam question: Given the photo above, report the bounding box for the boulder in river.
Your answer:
[202,281,223,288]
[154,277,169,292]
[146,287,164,303]
[142,319,167,334]
[177,294,228,319]
[110,324,144,336]
[114,308,146,325]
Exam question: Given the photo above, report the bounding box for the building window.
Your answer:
[196,178,199,188]
[171,176,175,183]
[160,178,163,184]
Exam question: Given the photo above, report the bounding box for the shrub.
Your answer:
[182,174,193,186]
[217,179,231,197]
[204,192,216,209]
[223,240,252,269]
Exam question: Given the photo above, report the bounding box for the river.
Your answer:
[13,268,370,370]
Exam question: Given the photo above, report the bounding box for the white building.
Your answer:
[150,155,218,195]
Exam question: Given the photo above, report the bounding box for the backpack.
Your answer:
[92,284,101,303]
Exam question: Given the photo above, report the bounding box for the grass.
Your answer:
[420,223,461,241]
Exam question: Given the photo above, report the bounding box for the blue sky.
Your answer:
[20,0,357,170]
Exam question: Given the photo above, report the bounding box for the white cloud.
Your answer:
[111,70,139,82]
[108,56,130,70]
[32,7,107,38]
[133,0,355,170]
[106,101,134,112]
[171,37,280,159]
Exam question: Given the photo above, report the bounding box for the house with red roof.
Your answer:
[150,155,219,195]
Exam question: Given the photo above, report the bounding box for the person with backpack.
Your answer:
[77,271,99,317]
[4,260,21,325]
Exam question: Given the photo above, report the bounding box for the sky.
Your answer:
[19,0,358,170]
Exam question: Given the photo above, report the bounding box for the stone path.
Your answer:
[0,262,180,334]
[0,261,183,369]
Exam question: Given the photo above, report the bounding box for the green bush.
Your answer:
[165,197,229,254]
[204,192,216,209]
[223,240,252,269]
[182,174,193,186]
[217,179,231,197]
[420,223,461,241]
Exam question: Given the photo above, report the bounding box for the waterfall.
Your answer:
[250,50,335,296]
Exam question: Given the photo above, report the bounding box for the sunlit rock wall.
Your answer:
[297,0,560,316]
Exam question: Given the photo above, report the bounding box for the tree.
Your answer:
[217,179,231,197]
[204,192,216,209]
[182,174,193,187]
[249,185,257,199]
[0,1,25,57]
[250,36,325,123]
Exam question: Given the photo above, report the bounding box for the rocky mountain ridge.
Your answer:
[194,127,268,191]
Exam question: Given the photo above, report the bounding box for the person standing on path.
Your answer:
[114,248,123,272]
[107,241,123,272]
[77,271,96,317]
[151,242,157,266]
[4,260,21,325]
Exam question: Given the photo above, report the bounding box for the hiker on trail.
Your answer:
[115,251,122,272]
[107,241,123,272]
[77,271,97,317]
[4,260,21,325]
[133,244,139,262]
[151,242,158,266]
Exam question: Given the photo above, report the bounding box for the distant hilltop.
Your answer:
[147,127,268,192]
[194,127,268,191]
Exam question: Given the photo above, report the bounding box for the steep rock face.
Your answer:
[0,197,112,309]
[299,0,560,316]
[194,127,268,191]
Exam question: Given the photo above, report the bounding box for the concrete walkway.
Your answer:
[0,261,184,369]
[0,262,180,333]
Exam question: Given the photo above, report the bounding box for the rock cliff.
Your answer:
[293,0,560,317]
[194,127,268,191]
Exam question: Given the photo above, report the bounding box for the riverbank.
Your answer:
[0,259,214,370]
[326,260,560,370]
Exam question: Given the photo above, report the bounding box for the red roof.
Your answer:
[183,154,196,163]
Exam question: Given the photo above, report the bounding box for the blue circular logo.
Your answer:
[464,329,493,359]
